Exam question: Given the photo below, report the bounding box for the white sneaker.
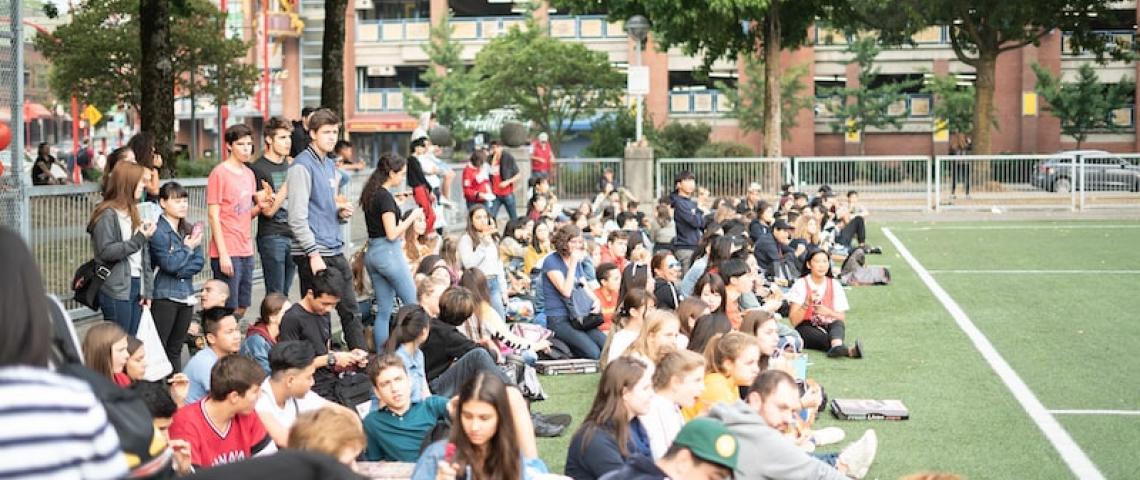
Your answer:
[837,429,877,479]
[811,427,846,447]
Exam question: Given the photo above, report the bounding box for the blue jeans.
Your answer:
[427,348,513,397]
[812,452,839,466]
[257,234,295,295]
[487,276,507,321]
[100,277,142,335]
[547,315,606,360]
[365,236,417,351]
[490,195,517,222]
[210,255,255,309]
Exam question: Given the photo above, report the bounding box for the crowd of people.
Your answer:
[0,105,940,480]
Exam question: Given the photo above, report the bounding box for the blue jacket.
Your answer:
[149,216,205,301]
[287,146,345,257]
[670,192,704,249]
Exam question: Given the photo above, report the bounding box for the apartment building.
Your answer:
[273,0,1140,162]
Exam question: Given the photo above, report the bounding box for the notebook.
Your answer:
[831,399,910,421]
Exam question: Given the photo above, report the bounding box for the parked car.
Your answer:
[1033,150,1140,193]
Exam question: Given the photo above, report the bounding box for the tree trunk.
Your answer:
[139,0,175,175]
[761,5,782,158]
[973,53,997,155]
[321,0,348,121]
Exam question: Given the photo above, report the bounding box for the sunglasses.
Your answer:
[667,261,681,269]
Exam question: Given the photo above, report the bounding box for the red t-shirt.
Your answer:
[462,165,491,203]
[594,287,620,332]
[491,159,513,197]
[169,400,272,470]
[530,140,552,173]
[206,162,257,258]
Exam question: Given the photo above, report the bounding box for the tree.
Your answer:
[321,0,349,119]
[584,108,649,157]
[35,0,257,169]
[842,0,1130,154]
[1033,63,1134,149]
[822,37,918,155]
[472,15,624,154]
[404,14,480,145]
[554,0,834,157]
[717,58,812,140]
[922,73,976,153]
[139,0,174,173]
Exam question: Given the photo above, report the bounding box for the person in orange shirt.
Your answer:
[682,331,760,420]
[599,230,630,272]
[594,262,622,332]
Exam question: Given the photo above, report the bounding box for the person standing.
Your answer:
[289,106,316,159]
[89,162,155,335]
[286,108,367,353]
[250,117,295,295]
[207,124,267,320]
[490,140,521,222]
[530,132,555,184]
[406,137,438,233]
[670,171,704,273]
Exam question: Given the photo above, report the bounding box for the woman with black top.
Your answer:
[651,251,683,310]
[564,357,654,480]
[360,153,424,351]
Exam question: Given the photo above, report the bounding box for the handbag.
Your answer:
[72,259,113,311]
[561,283,603,331]
[136,307,174,381]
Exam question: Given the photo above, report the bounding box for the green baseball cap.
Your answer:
[672,417,738,471]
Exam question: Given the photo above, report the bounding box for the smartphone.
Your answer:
[191,222,204,238]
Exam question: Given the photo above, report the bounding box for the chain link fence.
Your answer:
[0,0,27,237]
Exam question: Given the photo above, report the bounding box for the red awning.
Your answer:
[23,102,52,121]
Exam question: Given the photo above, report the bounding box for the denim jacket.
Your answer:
[149,216,205,300]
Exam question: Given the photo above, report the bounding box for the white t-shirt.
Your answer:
[254,378,327,432]
[606,329,639,364]
[116,210,142,277]
[786,276,849,312]
[639,393,685,459]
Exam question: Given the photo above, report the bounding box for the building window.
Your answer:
[358,0,430,21]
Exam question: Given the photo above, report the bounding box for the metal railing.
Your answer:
[548,15,626,39]
[933,154,1077,210]
[552,158,624,200]
[656,157,790,200]
[794,156,932,211]
[1079,154,1140,209]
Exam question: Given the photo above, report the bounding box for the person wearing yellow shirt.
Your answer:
[682,331,761,420]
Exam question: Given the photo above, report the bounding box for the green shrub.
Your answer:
[650,121,710,158]
[174,155,217,178]
[694,141,754,158]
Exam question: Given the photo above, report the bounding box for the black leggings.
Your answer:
[836,217,866,247]
[796,321,846,351]
[151,299,194,373]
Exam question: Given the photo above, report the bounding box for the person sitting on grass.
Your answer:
[683,331,761,420]
[363,354,451,463]
[593,262,623,333]
[564,357,655,480]
[787,249,862,359]
[598,417,739,480]
[184,307,243,404]
[421,286,514,398]
[707,370,878,480]
[132,381,193,475]
[412,371,563,480]
[650,251,683,310]
[255,341,331,447]
[623,309,686,367]
[169,355,277,470]
[601,289,654,367]
[637,349,706,459]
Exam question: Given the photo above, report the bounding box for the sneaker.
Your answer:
[864,246,883,255]
[531,414,566,438]
[827,345,850,358]
[837,429,878,479]
[534,412,572,428]
[850,339,864,359]
[811,427,846,447]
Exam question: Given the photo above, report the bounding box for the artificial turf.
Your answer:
[533,220,1140,479]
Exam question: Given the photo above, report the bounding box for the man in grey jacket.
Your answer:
[707,370,877,480]
[286,108,366,352]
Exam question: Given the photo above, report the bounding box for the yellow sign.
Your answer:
[933,119,949,142]
[844,118,860,143]
[1022,92,1038,116]
[82,105,102,125]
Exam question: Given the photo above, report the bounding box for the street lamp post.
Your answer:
[626,15,650,144]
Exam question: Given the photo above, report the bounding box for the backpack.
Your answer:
[839,248,891,286]
[47,296,175,478]
[72,259,112,311]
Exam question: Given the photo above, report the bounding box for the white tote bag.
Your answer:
[138,307,174,381]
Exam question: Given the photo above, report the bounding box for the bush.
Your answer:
[694,141,754,158]
[583,111,636,157]
[650,121,710,158]
[174,153,217,178]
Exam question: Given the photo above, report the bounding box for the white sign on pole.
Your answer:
[627,66,650,95]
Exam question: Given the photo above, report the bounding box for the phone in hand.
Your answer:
[191,222,204,238]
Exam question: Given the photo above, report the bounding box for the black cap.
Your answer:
[674,170,695,184]
[772,220,794,231]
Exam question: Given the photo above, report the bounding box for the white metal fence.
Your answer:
[656,157,789,200]
[1079,154,1140,209]
[933,154,1078,211]
[553,158,624,200]
[794,156,932,211]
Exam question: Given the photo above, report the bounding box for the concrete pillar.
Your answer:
[624,146,654,204]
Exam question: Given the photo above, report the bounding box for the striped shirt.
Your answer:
[0,366,128,479]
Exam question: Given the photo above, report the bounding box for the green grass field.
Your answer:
[532,220,1140,479]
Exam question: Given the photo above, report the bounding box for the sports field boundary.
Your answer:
[928,269,1140,274]
[1048,410,1140,416]
[882,226,1106,480]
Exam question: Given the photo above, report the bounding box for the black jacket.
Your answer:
[653,280,680,311]
[670,192,704,249]
[422,317,487,381]
[289,120,311,158]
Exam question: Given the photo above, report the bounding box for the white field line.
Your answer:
[882,227,1105,480]
[890,224,1140,231]
[1049,410,1140,416]
[929,270,1140,275]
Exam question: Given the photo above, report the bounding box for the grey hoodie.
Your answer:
[707,401,847,480]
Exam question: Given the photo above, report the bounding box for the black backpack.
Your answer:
[72,259,112,311]
[47,296,175,478]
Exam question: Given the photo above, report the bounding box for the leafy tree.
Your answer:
[1033,63,1134,149]
[472,13,623,154]
[651,121,711,158]
[321,0,349,120]
[841,0,1130,154]
[922,73,976,153]
[717,58,812,140]
[584,108,651,157]
[822,37,918,155]
[404,14,480,145]
[554,0,836,157]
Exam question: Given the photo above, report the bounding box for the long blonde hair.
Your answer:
[792,213,820,245]
[626,309,681,363]
[89,162,147,232]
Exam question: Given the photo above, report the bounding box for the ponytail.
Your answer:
[703,331,756,375]
[384,305,431,353]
